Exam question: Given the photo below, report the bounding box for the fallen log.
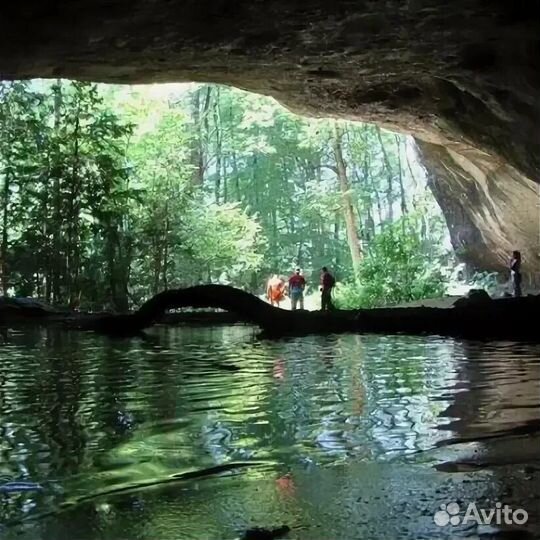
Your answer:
[78,284,540,341]
[82,285,355,336]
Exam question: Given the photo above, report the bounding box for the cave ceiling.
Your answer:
[1,0,540,273]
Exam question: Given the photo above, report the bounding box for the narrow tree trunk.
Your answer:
[52,80,63,303]
[213,88,222,204]
[106,224,118,310]
[68,104,82,307]
[271,207,278,247]
[114,234,130,312]
[222,155,228,203]
[365,206,375,242]
[162,214,170,289]
[332,123,362,276]
[252,155,259,206]
[233,152,240,201]
[376,126,394,223]
[1,171,10,295]
[395,135,407,217]
[333,217,340,269]
[41,172,52,302]
[189,88,205,187]
[117,215,132,312]
[404,140,419,209]
[153,235,162,296]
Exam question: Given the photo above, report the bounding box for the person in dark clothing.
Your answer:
[320,267,336,311]
[510,250,522,297]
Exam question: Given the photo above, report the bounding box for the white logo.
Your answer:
[434,502,528,527]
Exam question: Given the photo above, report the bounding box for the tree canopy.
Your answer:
[0,80,450,310]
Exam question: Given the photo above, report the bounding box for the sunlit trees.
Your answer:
[0,80,448,309]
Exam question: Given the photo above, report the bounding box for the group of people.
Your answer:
[265,251,523,312]
[266,267,336,311]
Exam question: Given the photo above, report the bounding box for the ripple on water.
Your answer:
[0,326,538,539]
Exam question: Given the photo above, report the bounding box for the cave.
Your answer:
[1,4,540,539]
[2,0,540,279]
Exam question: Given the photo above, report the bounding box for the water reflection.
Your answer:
[0,326,538,539]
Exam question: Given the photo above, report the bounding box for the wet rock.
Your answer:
[418,142,540,280]
[452,289,492,308]
[0,297,60,313]
[241,526,290,540]
[0,297,64,320]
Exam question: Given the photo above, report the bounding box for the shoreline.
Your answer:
[2,287,539,341]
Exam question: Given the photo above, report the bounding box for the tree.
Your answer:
[332,123,362,277]
[334,214,447,309]
[0,79,450,310]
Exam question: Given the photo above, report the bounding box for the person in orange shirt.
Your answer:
[266,274,286,307]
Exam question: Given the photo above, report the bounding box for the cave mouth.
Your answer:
[2,77,536,312]
[1,0,540,289]
[1,3,540,537]
[0,78,471,312]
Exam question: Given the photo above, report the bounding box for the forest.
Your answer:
[0,80,450,312]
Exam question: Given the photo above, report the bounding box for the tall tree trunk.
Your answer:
[252,155,259,206]
[1,171,9,295]
[233,152,240,201]
[365,206,375,242]
[152,234,162,296]
[106,229,127,313]
[106,225,118,310]
[376,126,394,223]
[41,163,52,302]
[271,207,278,248]
[332,123,362,276]
[189,88,205,187]
[333,217,340,269]
[117,211,132,312]
[162,214,170,289]
[213,88,222,203]
[360,128,383,232]
[404,140,419,209]
[222,155,228,203]
[68,104,81,307]
[395,134,408,217]
[52,80,63,303]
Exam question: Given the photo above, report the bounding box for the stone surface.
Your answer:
[1,1,539,271]
[418,141,540,281]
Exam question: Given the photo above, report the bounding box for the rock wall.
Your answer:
[1,0,539,271]
[418,141,540,281]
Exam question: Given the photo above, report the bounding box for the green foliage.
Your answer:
[0,81,136,308]
[0,80,451,310]
[185,203,265,283]
[334,216,447,309]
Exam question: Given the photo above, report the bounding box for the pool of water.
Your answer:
[0,325,539,539]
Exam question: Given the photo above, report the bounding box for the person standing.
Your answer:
[510,250,522,297]
[288,268,306,310]
[320,266,336,311]
[266,274,286,307]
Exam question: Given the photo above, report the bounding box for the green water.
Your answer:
[0,326,539,539]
